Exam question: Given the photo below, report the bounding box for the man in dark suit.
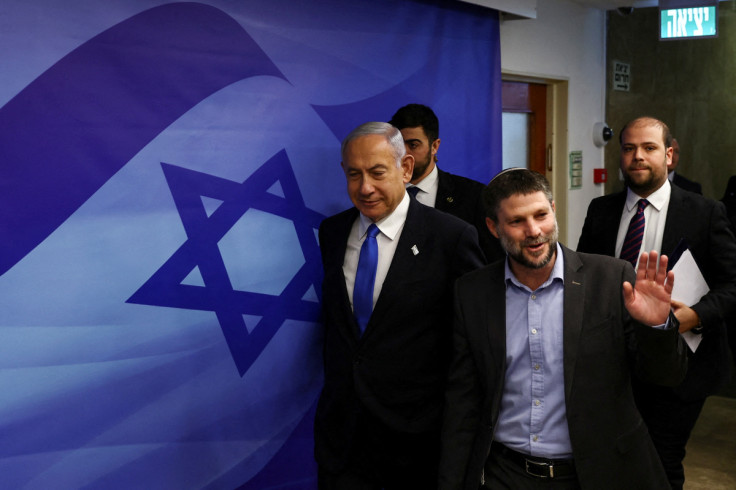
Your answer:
[440,168,687,489]
[577,117,736,489]
[721,176,736,365]
[315,121,485,489]
[667,138,702,194]
[389,103,504,263]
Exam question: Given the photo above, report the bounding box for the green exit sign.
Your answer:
[661,6,717,40]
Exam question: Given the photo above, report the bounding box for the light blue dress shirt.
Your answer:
[493,243,573,458]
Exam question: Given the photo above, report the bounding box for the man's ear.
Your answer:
[431,138,441,160]
[486,217,499,238]
[401,154,414,184]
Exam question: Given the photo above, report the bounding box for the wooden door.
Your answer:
[501,81,547,175]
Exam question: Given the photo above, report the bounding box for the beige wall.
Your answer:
[501,0,606,247]
[605,2,736,199]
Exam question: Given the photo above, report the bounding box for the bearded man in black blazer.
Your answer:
[440,168,687,490]
[389,104,504,263]
[315,121,485,489]
[577,117,736,489]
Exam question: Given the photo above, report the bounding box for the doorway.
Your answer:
[500,76,568,243]
[501,81,547,175]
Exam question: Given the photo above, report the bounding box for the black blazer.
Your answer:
[436,168,505,264]
[315,197,485,472]
[577,185,736,399]
[672,172,702,194]
[439,247,687,490]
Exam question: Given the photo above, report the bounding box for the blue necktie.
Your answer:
[354,224,380,334]
[620,199,649,266]
[407,186,420,198]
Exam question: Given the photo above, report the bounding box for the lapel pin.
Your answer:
[446,197,454,203]
[572,280,581,285]
[411,245,419,255]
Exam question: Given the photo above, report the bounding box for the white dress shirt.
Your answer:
[615,180,671,266]
[407,165,439,208]
[343,192,410,311]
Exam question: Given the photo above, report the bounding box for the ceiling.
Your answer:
[571,0,658,9]
[458,0,660,18]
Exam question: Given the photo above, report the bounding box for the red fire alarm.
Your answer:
[594,168,607,184]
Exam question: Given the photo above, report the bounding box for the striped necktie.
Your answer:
[620,199,649,266]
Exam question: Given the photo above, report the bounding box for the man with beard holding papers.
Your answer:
[577,116,736,489]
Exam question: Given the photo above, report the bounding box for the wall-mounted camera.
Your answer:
[593,122,614,147]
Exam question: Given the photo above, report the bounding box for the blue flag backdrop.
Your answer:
[0,0,501,488]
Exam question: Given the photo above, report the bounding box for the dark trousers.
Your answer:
[318,410,439,490]
[484,444,581,490]
[634,383,706,490]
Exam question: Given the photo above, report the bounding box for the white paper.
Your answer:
[670,249,709,352]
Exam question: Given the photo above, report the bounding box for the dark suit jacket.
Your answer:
[722,176,736,365]
[671,172,702,194]
[577,185,736,399]
[722,175,736,233]
[436,168,505,264]
[439,247,687,490]
[315,197,485,472]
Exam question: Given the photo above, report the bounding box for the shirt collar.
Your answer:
[409,164,438,194]
[626,179,671,212]
[358,191,410,241]
[504,243,565,291]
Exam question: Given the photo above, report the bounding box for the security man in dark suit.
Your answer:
[578,116,736,489]
[668,138,702,194]
[389,103,504,263]
[315,121,485,489]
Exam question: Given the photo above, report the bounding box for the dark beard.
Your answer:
[412,153,432,181]
[622,172,655,195]
[499,223,559,270]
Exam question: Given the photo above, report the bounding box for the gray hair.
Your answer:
[341,121,406,167]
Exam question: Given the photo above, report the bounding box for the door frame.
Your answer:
[501,72,569,244]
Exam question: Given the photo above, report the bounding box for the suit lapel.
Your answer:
[561,247,585,401]
[601,192,627,256]
[435,168,455,212]
[485,262,508,374]
[366,199,426,331]
[662,185,687,255]
[330,209,363,344]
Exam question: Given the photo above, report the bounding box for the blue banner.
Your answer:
[0,1,500,487]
